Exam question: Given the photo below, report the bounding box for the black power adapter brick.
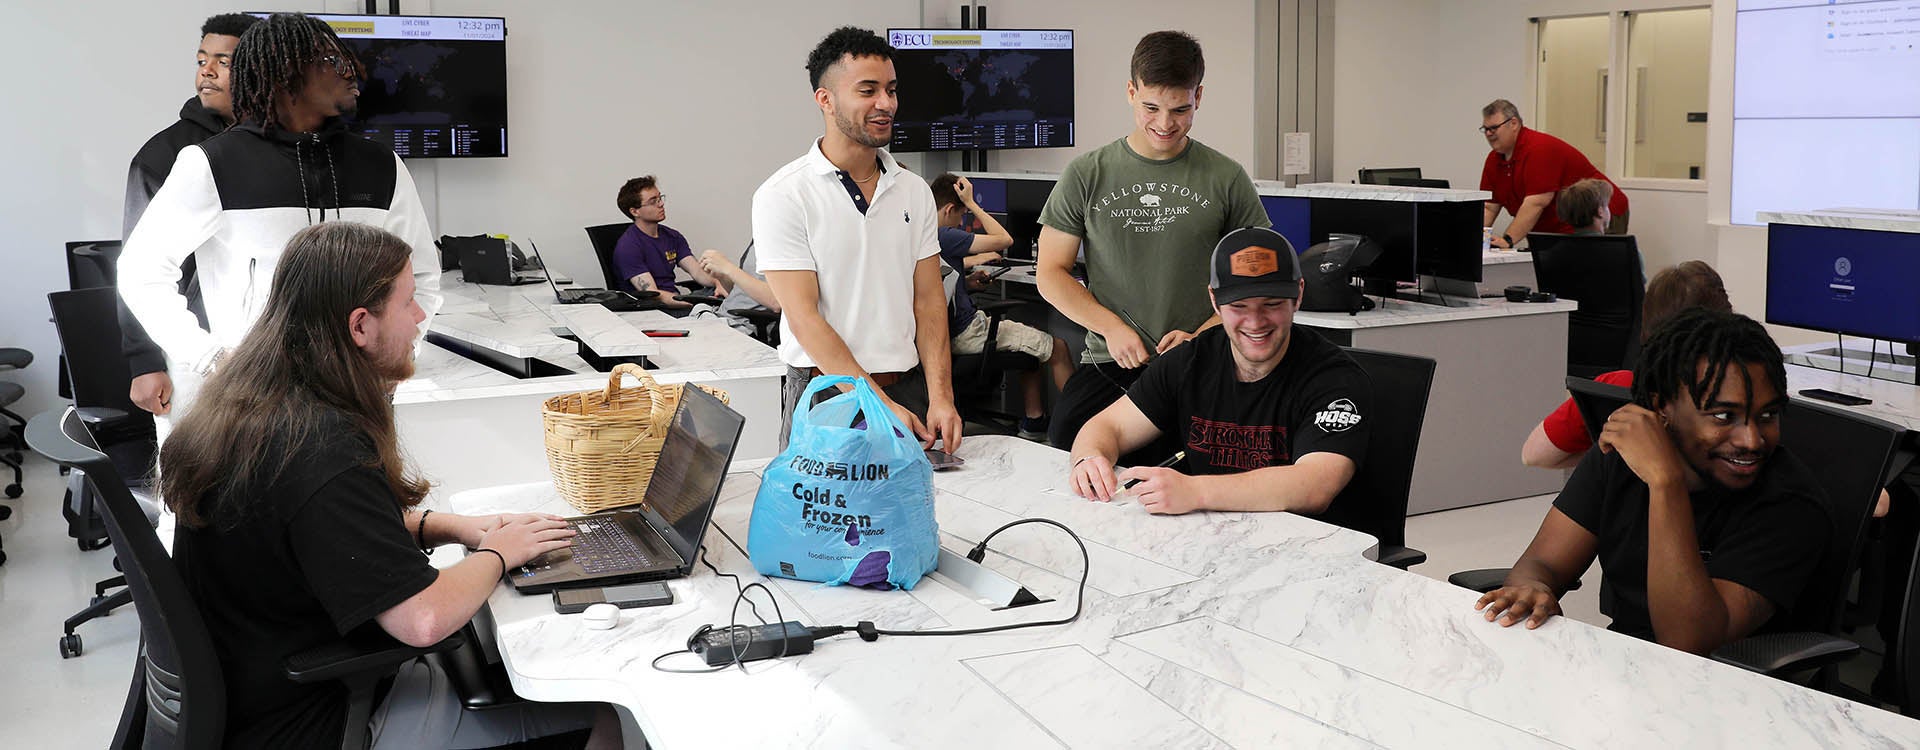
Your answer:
[690,621,815,666]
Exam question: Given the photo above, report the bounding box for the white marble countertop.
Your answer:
[394,279,785,406]
[1484,248,1533,265]
[1295,295,1576,330]
[1256,180,1492,203]
[1784,341,1920,432]
[453,436,1920,749]
[1759,208,1920,235]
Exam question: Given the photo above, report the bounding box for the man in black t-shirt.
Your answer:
[162,223,620,749]
[1476,309,1829,655]
[1067,227,1371,521]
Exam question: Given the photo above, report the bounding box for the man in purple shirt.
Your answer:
[612,176,721,309]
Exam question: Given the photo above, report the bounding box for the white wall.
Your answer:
[1330,0,1717,302]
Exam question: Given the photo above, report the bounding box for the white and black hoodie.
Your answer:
[119,117,443,376]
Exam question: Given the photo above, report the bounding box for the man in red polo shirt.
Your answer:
[1478,99,1629,248]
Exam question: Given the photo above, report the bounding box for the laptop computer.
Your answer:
[523,239,658,312]
[509,385,746,594]
[450,235,550,285]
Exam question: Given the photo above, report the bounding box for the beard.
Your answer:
[372,338,415,385]
[833,108,891,148]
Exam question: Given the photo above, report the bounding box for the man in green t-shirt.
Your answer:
[1035,30,1271,454]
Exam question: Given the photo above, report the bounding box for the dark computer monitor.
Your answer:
[1413,201,1485,282]
[1260,195,1312,254]
[1387,177,1451,189]
[1766,223,1920,344]
[1359,167,1422,186]
[1002,178,1055,260]
[266,14,510,158]
[886,29,1075,152]
[1311,199,1418,286]
[969,177,1008,214]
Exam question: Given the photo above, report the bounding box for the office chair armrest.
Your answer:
[677,294,724,306]
[431,623,523,709]
[1446,568,1585,594]
[1375,545,1427,570]
[1710,632,1860,677]
[675,280,705,292]
[285,629,467,684]
[736,308,780,324]
[75,407,132,425]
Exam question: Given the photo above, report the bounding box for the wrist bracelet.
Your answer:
[475,547,508,576]
[416,509,433,552]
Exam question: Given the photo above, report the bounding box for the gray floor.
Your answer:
[0,456,1889,746]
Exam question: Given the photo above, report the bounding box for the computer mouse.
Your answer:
[583,603,620,630]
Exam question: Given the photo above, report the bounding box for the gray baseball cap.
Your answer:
[1208,227,1302,305]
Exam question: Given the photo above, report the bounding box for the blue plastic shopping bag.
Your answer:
[747,376,938,590]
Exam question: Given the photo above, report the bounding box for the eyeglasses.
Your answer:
[1478,116,1515,136]
[320,53,359,80]
[642,195,668,207]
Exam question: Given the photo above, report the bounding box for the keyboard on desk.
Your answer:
[558,516,657,574]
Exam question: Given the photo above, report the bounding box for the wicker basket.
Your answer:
[542,363,729,514]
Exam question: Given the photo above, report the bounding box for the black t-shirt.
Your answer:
[1553,446,1830,641]
[1126,325,1371,526]
[172,412,439,749]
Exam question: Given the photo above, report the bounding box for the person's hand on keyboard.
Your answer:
[463,512,567,548]
[477,516,577,569]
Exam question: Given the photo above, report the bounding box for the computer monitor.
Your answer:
[885,29,1075,152]
[1358,167,1422,186]
[263,14,510,158]
[1001,178,1055,260]
[1311,199,1418,286]
[969,177,1008,214]
[1387,177,1451,189]
[1260,195,1312,255]
[1413,201,1485,283]
[1766,223,1920,344]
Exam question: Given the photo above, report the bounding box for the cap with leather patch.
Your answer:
[1209,226,1302,305]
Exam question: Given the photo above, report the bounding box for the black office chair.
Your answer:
[48,288,160,657]
[1338,348,1435,570]
[0,347,28,495]
[585,221,709,297]
[1527,233,1646,379]
[25,407,462,750]
[1893,510,1920,715]
[939,267,1042,436]
[1450,378,1911,690]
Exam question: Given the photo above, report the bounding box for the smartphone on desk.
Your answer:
[552,582,674,614]
[925,449,965,470]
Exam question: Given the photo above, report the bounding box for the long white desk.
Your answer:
[395,278,786,499]
[450,436,1920,749]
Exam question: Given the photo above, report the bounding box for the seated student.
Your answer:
[930,173,1074,440]
[1476,309,1830,656]
[691,248,783,336]
[1554,178,1613,236]
[1067,227,1370,520]
[160,223,620,749]
[611,175,722,310]
[1522,261,1732,470]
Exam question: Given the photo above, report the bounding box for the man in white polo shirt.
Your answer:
[754,26,962,451]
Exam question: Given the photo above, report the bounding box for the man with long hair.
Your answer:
[162,223,617,748]
[1476,309,1829,656]
[120,12,441,427]
[120,12,258,419]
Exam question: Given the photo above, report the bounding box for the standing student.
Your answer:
[119,13,441,425]
[120,12,259,417]
[753,26,960,450]
[1479,98,1629,247]
[1034,30,1270,455]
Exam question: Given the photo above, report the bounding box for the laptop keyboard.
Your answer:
[565,517,657,574]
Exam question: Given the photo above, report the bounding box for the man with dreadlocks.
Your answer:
[118,12,259,420]
[120,12,440,425]
[1474,309,1830,655]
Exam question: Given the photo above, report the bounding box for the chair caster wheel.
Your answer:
[59,633,82,659]
[0,505,11,520]
[0,549,7,566]
[4,484,19,499]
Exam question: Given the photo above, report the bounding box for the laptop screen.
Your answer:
[640,386,746,565]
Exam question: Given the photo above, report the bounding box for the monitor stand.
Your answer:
[1787,345,1919,386]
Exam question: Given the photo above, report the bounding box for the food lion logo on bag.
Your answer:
[1313,398,1362,433]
